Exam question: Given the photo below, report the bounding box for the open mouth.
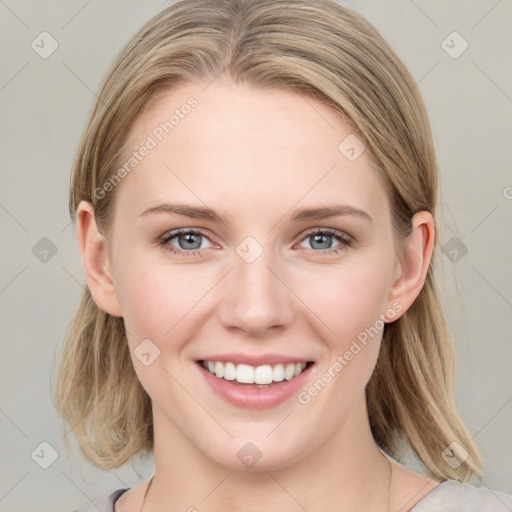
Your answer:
[197,360,315,388]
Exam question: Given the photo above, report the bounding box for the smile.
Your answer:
[195,357,315,409]
[201,360,311,387]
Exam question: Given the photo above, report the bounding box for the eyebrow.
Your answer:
[139,202,373,224]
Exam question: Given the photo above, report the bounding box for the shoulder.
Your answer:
[411,480,512,512]
[69,488,130,512]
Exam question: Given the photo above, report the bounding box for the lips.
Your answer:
[194,355,315,409]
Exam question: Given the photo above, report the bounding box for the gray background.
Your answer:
[0,1,511,511]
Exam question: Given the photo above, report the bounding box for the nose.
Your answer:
[216,245,296,337]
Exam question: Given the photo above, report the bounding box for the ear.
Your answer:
[76,200,123,317]
[385,211,435,321]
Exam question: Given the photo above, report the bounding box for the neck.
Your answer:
[143,396,392,512]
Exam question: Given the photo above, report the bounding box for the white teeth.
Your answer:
[214,361,224,379]
[236,364,254,383]
[254,365,273,385]
[202,360,308,384]
[223,362,236,380]
[284,363,295,381]
[273,364,285,382]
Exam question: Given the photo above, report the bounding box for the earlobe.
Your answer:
[385,211,435,321]
[76,200,123,317]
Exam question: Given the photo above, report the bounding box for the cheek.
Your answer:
[293,255,392,346]
[113,253,213,395]
[114,248,211,338]
[293,263,391,416]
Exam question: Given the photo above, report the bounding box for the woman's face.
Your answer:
[103,80,406,470]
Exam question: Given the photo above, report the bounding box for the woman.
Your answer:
[53,0,512,510]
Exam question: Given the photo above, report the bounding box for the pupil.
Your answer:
[312,233,330,250]
[182,233,201,249]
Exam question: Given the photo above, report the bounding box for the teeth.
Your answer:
[284,363,295,381]
[201,360,308,384]
[236,363,254,383]
[254,365,273,384]
[223,362,236,380]
[214,361,224,379]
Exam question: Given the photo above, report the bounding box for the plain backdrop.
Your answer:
[0,1,511,511]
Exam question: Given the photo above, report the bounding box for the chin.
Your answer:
[200,434,310,472]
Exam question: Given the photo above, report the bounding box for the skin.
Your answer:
[77,80,439,511]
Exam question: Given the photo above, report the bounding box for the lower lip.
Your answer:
[196,362,314,409]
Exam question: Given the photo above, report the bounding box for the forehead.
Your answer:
[113,80,389,225]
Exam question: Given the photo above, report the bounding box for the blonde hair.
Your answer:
[52,0,483,480]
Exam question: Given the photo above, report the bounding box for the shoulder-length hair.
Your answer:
[52,0,482,480]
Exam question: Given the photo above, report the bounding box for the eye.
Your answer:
[296,228,353,256]
[160,228,214,257]
[159,227,354,258]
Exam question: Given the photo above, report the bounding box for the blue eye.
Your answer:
[160,228,213,257]
[298,228,353,256]
[159,228,353,257]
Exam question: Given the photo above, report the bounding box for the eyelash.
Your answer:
[159,227,354,258]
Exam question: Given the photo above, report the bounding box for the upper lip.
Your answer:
[197,353,314,366]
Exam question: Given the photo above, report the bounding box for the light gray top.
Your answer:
[70,480,512,511]
[411,480,512,511]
